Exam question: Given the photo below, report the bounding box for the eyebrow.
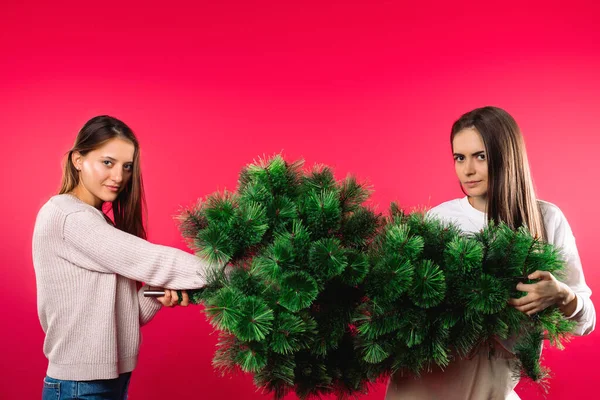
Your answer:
[453,151,486,157]
[103,156,133,164]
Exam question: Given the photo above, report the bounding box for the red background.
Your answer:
[1,1,598,399]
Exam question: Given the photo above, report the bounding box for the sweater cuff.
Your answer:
[138,288,162,326]
[565,293,584,319]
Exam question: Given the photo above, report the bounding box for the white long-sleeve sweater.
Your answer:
[387,196,595,400]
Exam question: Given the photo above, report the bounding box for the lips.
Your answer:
[106,185,120,192]
[464,180,482,187]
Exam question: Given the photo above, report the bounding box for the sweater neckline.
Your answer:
[61,193,106,217]
[459,196,487,230]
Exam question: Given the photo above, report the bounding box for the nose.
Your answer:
[112,168,124,184]
[463,158,476,176]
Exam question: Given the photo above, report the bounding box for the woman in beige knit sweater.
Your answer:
[33,115,209,400]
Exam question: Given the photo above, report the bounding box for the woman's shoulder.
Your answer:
[538,199,568,224]
[51,194,93,212]
[537,199,576,244]
[37,194,102,222]
[427,198,464,217]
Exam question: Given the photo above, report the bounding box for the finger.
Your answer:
[514,302,539,314]
[528,300,554,315]
[181,291,189,307]
[514,305,534,314]
[516,282,538,292]
[508,293,537,306]
[159,290,172,307]
[171,290,179,306]
[528,270,552,281]
[509,298,528,307]
[524,302,545,315]
[526,307,542,316]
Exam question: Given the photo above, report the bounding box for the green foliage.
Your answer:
[177,155,575,399]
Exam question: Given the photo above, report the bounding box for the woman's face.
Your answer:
[72,138,135,208]
[452,128,488,199]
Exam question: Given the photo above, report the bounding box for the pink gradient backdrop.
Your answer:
[1,1,598,399]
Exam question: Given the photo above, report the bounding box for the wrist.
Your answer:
[558,283,576,307]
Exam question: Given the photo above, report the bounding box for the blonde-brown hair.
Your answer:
[60,115,147,239]
[451,106,546,240]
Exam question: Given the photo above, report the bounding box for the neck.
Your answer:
[71,186,103,210]
[468,195,487,213]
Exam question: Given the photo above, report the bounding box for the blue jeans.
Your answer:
[42,372,131,400]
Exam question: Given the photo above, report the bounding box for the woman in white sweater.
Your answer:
[386,106,595,400]
[33,116,209,400]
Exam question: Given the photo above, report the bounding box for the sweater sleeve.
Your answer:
[62,209,208,290]
[550,209,596,336]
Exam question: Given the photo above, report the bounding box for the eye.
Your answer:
[477,154,486,161]
[103,160,113,166]
[454,155,465,162]
[124,164,133,171]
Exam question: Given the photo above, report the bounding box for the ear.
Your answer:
[71,151,83,171]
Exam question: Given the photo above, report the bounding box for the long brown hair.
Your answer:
[59,115,147,239]
[451,106,546,240]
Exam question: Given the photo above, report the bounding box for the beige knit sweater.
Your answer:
[32,194,207,380]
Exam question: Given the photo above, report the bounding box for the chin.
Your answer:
[464,188,484,198]
[469,192,486,199]
[97,193,118,203]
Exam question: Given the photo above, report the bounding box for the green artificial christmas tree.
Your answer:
[355,211,575,385]
[175,155,575,399]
